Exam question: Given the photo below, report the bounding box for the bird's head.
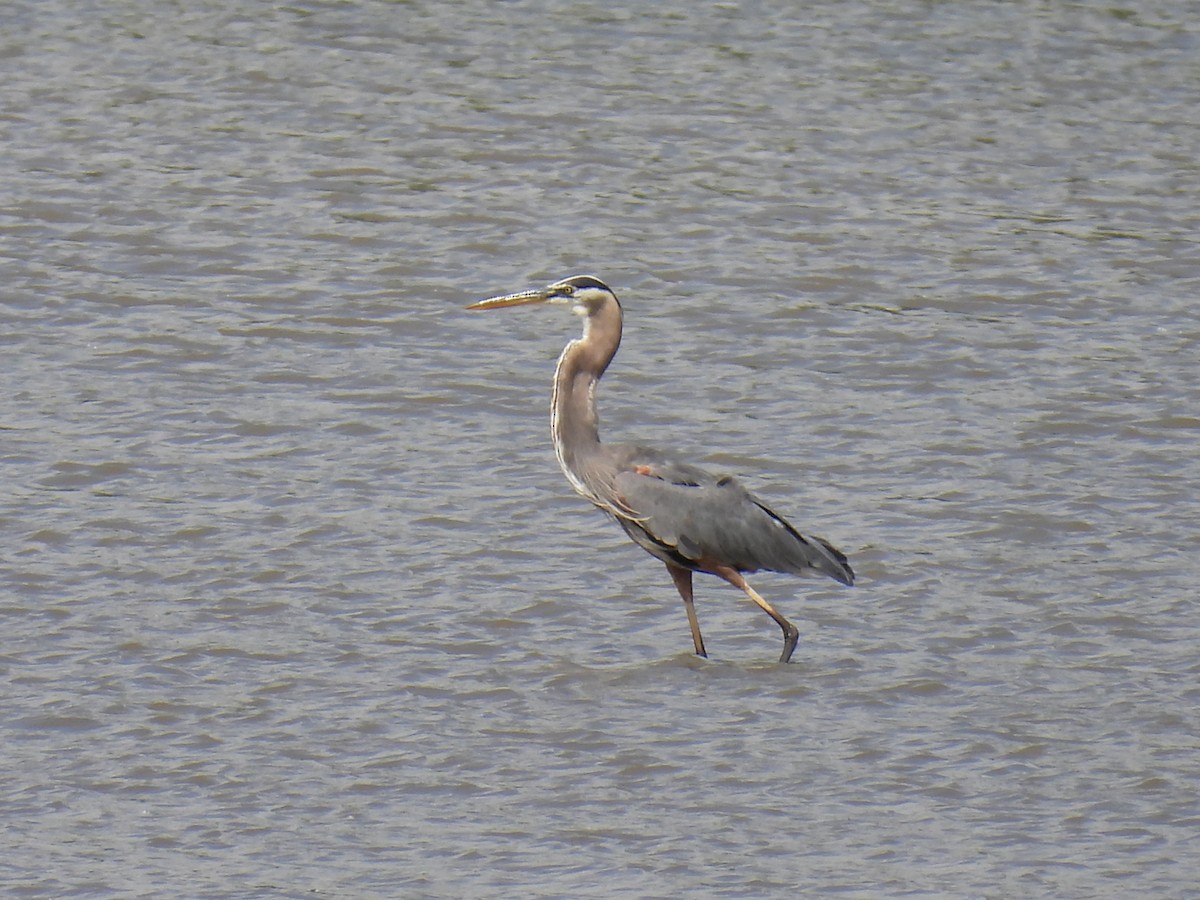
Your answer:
[467,274,619,318]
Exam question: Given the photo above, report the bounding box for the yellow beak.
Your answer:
[466,287,559,310]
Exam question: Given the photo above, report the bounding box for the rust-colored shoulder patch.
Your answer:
[633,464,654,476]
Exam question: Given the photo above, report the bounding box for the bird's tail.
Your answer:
[754,499,855,585]
[803,533,855,586]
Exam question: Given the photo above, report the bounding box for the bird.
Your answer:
[467,274,854,663]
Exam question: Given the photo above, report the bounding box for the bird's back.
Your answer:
[604,445,854,585]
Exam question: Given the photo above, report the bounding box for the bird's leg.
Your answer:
[710,564,800,664]
[666,564,707,658]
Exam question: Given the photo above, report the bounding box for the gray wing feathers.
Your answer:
[611,467,854,585]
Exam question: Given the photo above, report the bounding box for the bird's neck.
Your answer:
[550,307,621,501]
[551,339,604,498]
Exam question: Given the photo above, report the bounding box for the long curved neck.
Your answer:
[550,298,622,501]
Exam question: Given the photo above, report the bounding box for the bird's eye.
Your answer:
[558,284,575,296]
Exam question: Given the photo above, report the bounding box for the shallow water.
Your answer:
[4,1,1199,896]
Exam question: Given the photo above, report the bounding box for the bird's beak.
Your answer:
[466,287,558,310]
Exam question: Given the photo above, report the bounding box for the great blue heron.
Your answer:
[467,274,854,663]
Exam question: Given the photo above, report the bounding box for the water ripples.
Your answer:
[4,0,1200,896]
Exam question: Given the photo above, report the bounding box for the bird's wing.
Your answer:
[609,448,853,585]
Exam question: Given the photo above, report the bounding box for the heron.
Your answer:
[467,274,854,663]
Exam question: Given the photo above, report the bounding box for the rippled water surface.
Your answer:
[4,1,1199,896]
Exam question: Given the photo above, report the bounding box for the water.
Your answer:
[4,1,1199,896]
